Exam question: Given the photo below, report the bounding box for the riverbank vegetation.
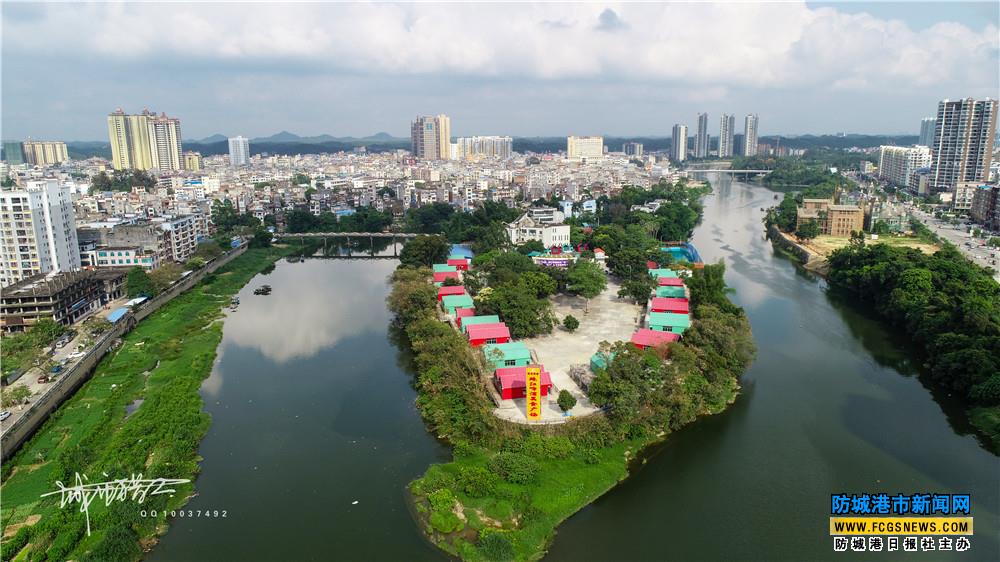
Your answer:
[0,245,299,562]
[389,180,755,561]
[827,243,1000,449]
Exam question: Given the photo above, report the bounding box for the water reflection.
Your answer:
[223,259,397,363]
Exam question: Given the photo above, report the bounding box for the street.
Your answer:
[911,209,1000,283]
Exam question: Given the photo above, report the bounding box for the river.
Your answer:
[149,177,998,561]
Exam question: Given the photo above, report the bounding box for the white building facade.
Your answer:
[0,179,82,287]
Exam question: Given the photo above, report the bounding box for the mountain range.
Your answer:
[183,131,405,144]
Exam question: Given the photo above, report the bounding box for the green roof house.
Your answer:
[433,264,458,273]
[461,315,501,333]
[482,342,532,369]
[648,312,691,334]
[648,268,678,279]
[655,285,686,298]
[441,294,475,315]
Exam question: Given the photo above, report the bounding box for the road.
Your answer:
[911,208,1000,282]
[0,297,129,431]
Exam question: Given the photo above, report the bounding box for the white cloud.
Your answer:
[3,2,996,95]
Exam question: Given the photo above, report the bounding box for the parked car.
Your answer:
[51,365,63,374]
[67,351,86,360]
[0,411,11,421]
[37,375,51,384]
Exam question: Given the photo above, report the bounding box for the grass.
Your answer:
[803,234,940,257]
[410,441,635,561]
[968,405,1000,452]
[0,245,295,561]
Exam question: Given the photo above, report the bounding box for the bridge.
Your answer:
[685,169,771,174]
[274,231,420,258]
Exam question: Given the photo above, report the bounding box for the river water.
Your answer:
[149,177,998,561]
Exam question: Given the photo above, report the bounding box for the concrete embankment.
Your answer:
[767,225,830,276]
[0,245,248,461]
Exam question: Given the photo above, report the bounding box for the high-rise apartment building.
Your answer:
[695,113,709,158]
[410,115,451,160]
[743,114,759,157]
[2,141,25,165]
[671,124,688,162]
[454,136,513,160]
[107,108,182,171]
[0,179,82,287]
[623,142,643,158]
[22,141,69,166]
[183,151,203,171]
[228,136,251,167]
[918,118,936,147]
[929,98,998,193]
[718,114,736,158]
[877,145,932,187]
[567,136,604,160]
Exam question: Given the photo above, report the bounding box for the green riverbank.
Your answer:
[389,262,755,561]
[0,245,300,562]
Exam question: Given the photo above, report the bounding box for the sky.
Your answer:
[2,2,998,141]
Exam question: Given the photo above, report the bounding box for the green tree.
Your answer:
[618,275,655,303]
[557,389,577,412]
[2,385,32,408]
[795,219,820,241]
[567,260,607,310]
[149,262,183,293]
[126,267,156,297]
[563,315,579,332]
[399,235,450,268]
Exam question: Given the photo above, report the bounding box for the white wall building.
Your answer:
[506,214,571,248]
[743,114,759,157]
[0,179,82,287]
[718,114,735,158]
[671,124,688,162]
[567,136,604,161]
[229,136,251,167]
[877,145,932,187]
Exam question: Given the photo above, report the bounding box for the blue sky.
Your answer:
[2,2,997,141]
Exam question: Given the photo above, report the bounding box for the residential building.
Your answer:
[2,141,25,165]
[0,269,125,332]
[229,135,251,167]
[970,185,999,231]
[718,114,735,158]
[94,246,160,269]
[742,114,759,157]
[671,124,688,162]
[918,117,936,146]
[527,206,565,224]
[0,179,81,287]
[454,136,512,160]
[22,141,69,166]
[505,214,571,247]
[410,115,451,160]
[929,98,998,192]
[623,142,643,158]
[107,108,182,171]
[567,136,604,160]
[183,151,203,171]
[160,215,207,263]
[908,168,932,196]
[796,198,864,237]
[952,182,978,212]
[695,113,709,158]
[877,145,932,187]
[733,134,745,156]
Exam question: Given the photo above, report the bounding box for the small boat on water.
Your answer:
[253,284,272,296]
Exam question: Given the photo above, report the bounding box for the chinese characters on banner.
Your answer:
[526,367,541,421]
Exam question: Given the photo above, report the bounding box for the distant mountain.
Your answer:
[251,131,301,143]
[191,133,228,143]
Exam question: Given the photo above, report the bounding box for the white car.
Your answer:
[67,351,86,360]
[0,411,11,422]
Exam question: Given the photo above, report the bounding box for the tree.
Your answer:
[567,260,606,310]
[250,227,273,248]
[618,275,655,303]
[184,257,207,270]
[563,315,579,332]
[399,235,450,268]
[126,267,156,297]
[517,240,546,255]
[149,263,184,293]
[1,385,32,408]
[795,219,820,241]
[557,389,577,412]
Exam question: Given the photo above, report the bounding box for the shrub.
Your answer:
[488,451,539,485]
[582,447,602,464]
[478,530,515,562]
[563,315,580,332]
[459,466,499,498]
[557,389,577,412]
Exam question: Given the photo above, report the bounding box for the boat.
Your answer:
[253,285,272,296]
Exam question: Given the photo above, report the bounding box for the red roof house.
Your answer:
[651,297,689,314]
[455,307,475,326]
[447,258,470,271]
[437,285,467,301]
[493,366,553,400]
[433,271,460,283]
[466,323,511,346]
[657,276,685,287]
[631,328,681,350]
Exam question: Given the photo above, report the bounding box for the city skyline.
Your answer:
[2,2,997,140]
